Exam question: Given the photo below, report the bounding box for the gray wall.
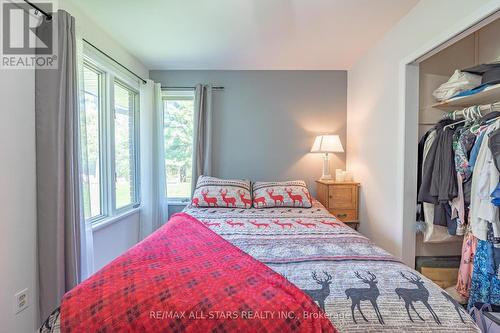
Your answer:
[150,70,347,196]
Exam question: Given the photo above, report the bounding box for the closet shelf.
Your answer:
[432,83,500,110]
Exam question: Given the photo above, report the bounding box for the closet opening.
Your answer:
[402,9,500,306]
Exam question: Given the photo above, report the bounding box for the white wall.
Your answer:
[60,0,148,79]
[0,71,37,332]
[346,0,500,265]
[92,213,140,271]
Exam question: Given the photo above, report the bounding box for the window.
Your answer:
[81,64,103,220]
[163,90,195,201]
[80,47,140,223]
[114,81,138,209]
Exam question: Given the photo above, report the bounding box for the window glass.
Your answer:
[81,65,102,219]
[163,93,194,200]
[114,82,137,209]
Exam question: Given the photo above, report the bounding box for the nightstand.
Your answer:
[316,180,360,230]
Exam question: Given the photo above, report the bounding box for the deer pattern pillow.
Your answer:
[191,176,252,208]
[252,180,313,208]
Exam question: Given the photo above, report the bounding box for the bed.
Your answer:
[40,199,479,332]
[183,199,478,332]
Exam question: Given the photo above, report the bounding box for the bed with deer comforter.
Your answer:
[183,200,479,332]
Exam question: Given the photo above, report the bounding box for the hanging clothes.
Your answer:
[418,122,461,242]
[451,173,466,235]
[489,127,500,172]
[470,120,500,242]
[456,231,478,298]
[416,130,433,224]
[467,238,500,309]
[454,126,476,181]
[419,119,458,227]
[492,183,500,206]
[430,126,459,203]
[420,130,450,242]
[468,224,500,309]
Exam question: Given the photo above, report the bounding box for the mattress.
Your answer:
[183,199,478,332]
[39,199,478,333]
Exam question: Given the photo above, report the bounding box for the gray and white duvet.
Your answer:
[183,200,479,332]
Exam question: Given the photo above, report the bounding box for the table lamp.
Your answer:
[310,135,344,180]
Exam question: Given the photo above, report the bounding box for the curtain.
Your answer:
[152,83,169,229]
[75,32,94,280]
[192,84,213,194]
[35,10,82,321]
[139,81,168,237]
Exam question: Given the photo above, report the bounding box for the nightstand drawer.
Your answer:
[330,209,358,222]
[329,185,357,209]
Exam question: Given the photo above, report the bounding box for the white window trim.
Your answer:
[81,42,141,224]
[91,207,141,232]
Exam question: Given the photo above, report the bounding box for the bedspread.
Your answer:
[183,200,479,332]
[42,213,335,333]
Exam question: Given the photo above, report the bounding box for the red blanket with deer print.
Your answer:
[59,213,336,333]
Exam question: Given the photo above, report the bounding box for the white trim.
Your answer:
[162,89,195,99]
[397,3,500,266]
[162,91,195,202]
[91,207,141,232]
[167,199,190,205]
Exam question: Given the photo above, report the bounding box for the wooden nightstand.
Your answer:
[316,180,360,230]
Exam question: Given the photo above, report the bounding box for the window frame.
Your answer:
[111,78,141,214]
[81,42,141,224]
[81,61,107,224]
[162,89,195,203]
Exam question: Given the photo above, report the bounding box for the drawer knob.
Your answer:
[337,214,348,219]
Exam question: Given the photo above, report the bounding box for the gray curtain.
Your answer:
[192,84,213,193]
[35,10,81,321]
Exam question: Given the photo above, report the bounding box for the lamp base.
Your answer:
[321,153,332,180]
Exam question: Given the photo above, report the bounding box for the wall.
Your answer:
[92,213,140,271]
[346,0,500,265]
[150,70,347,196]
[61,0,148,79]
[0,71,37,333]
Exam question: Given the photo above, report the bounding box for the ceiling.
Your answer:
[68,0,419,70]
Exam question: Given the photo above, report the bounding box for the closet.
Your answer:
[416,17,500,304]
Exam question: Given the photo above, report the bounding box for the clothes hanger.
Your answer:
[469,106,483,134]
[485,115,500,125]
[443,108,469,131]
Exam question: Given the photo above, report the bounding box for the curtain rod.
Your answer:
[161,86,224,90]
[83,39,147,85]
[23,0,52,20]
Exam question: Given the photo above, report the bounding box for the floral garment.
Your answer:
[454,127,477,181]
[467,238,500,309]
[456,231,478,298]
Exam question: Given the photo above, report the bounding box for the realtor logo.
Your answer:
[1,0,58,68]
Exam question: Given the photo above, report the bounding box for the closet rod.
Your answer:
[443,102,500,119]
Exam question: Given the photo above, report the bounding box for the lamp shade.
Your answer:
[311,135,344,153]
